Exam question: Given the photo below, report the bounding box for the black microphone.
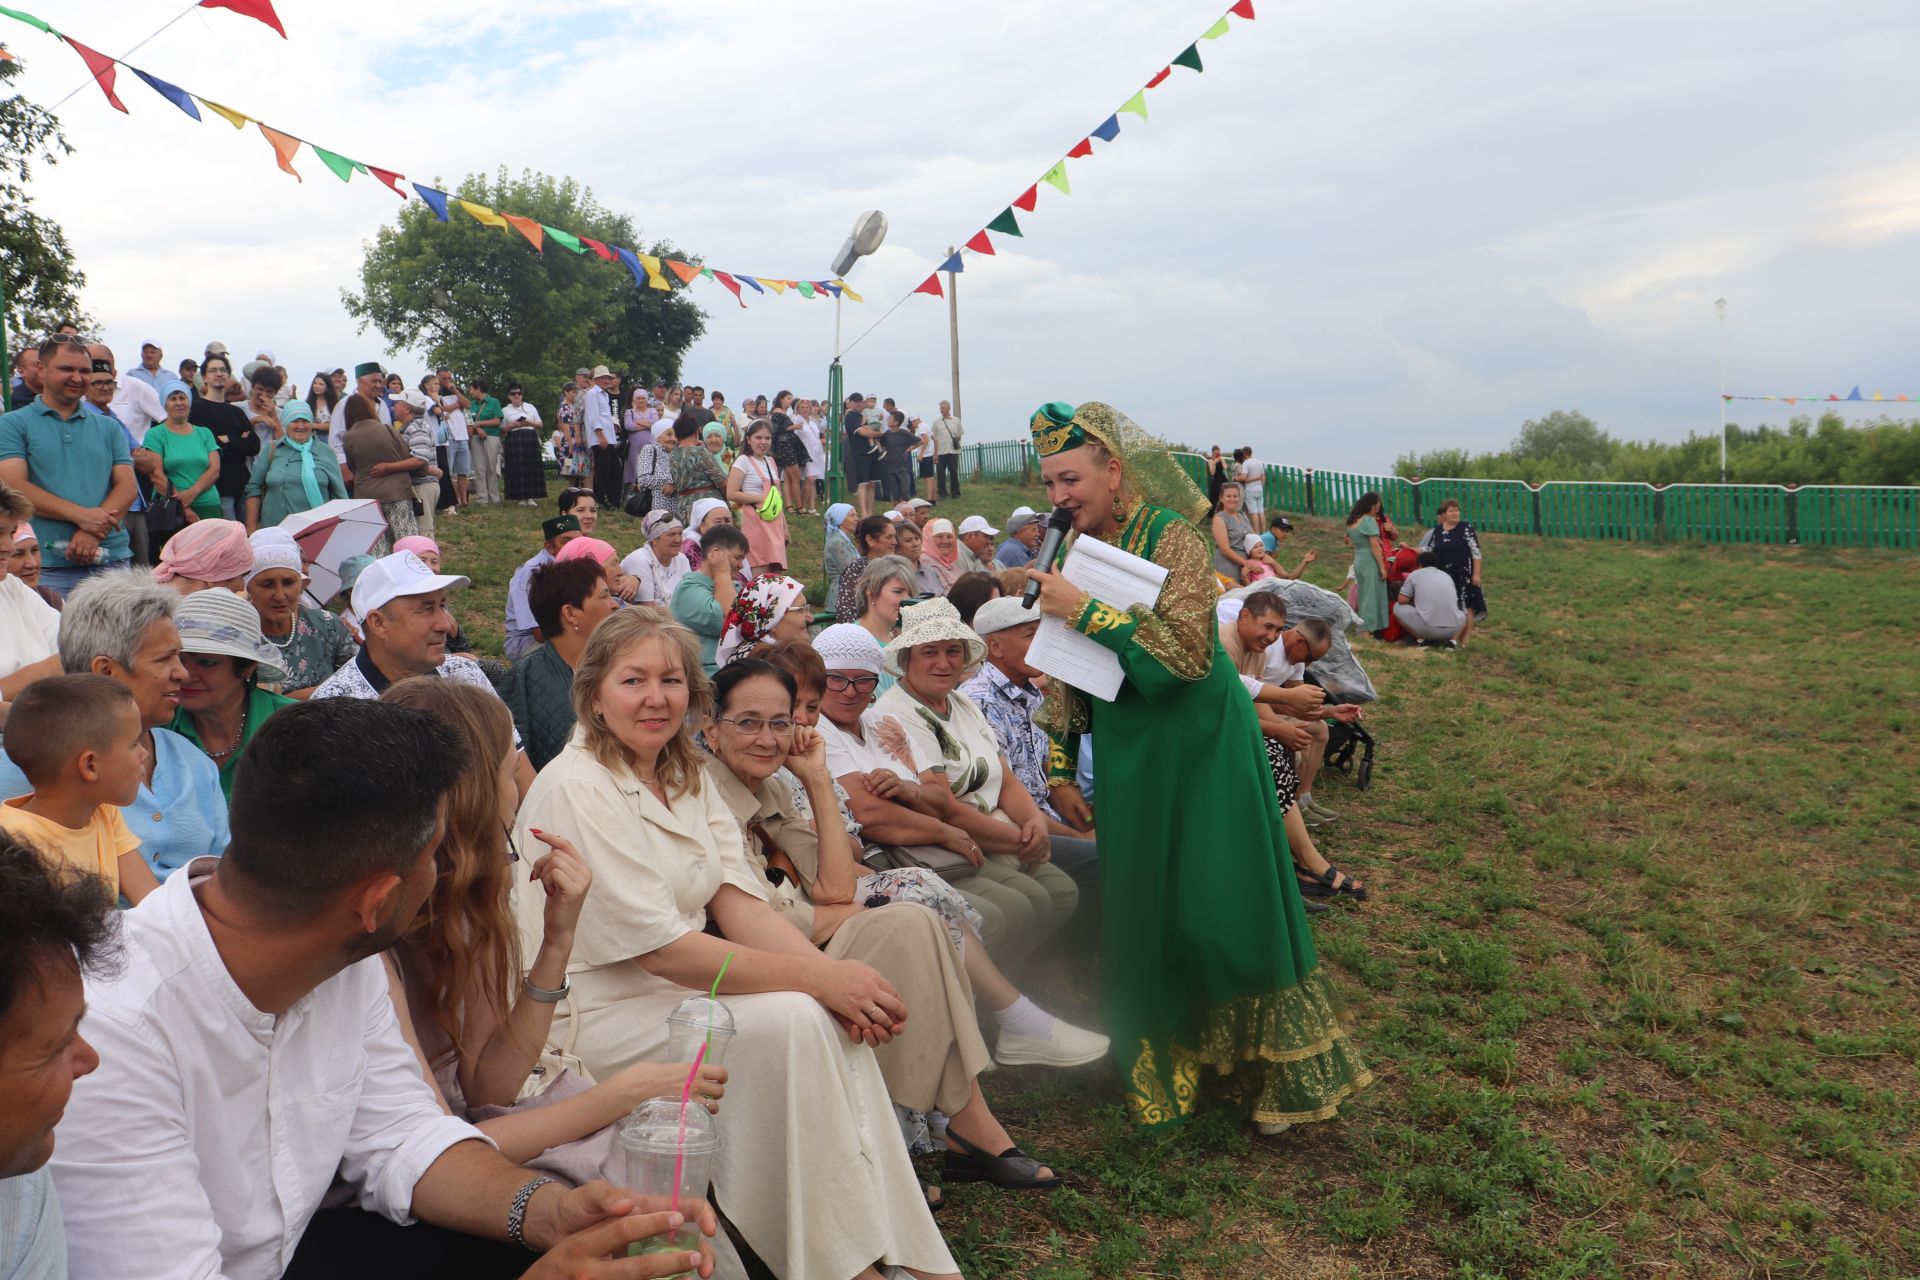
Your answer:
[1021,508,1076,608]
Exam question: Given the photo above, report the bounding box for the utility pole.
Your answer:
[1716,298,1728,484]
[946,246,962,425]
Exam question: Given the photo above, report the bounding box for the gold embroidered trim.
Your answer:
[1127,1038,1201,1127]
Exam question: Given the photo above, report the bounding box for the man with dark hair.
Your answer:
[503,513,582,660]
[187,352,259,523]
[8,346,44,411]
[49,699,717,1279]
[0,838,116,1275]
[466,376,503,506]
[1217,589,1289,680]
[671,522,747,673]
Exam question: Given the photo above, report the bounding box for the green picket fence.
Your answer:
[1411,476,1536,534]
[962,440,1036,482]
[1660,485,1790,544]
[1795,486,1920,548]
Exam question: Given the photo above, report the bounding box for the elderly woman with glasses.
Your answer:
[500,383,546,505]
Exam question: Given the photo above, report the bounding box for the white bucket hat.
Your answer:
[813,623,885,676]
[174,588,288,683]
[883,596,985,676]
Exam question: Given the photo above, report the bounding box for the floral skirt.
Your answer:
[856,866,984,958]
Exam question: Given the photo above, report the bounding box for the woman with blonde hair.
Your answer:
[512,609,962,1280]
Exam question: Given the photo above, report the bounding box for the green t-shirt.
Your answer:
[142,423,223,518]
[470,395,504,437]
[167,684,296,800]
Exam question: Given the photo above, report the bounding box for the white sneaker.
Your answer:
[994,1018,1110,1068]
[1254,1121,1293,1136]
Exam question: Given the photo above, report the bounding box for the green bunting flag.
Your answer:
[1041,161,1071,195]
[1120,90,1148,120]
[1201,16,1231,39]
[796,280,817,299]
[986,208,1023,237]
[0,5,51,33]
[544,226,586,254]
[312,146,362,183]
[1173,43,1203,72]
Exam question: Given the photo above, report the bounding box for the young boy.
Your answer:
[0,673,161,904]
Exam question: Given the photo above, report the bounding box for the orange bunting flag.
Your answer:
[458,200,510,230]
[913,274,944,298]
[965,230,995,256]
[199,98,250,129]
[665,259,701,285]
[258,123,302,181]
[62,37,129,113]
[502,214,544,251]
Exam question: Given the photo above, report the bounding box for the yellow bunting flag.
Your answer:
[458,200,510,230]
[257,123,302,181]
[1119,90,1148,120]
[1201,15,1231,39]
[834,279,863,303]
[638,254,672,290]
[502,214,544,251]
[757,278,787,294]
[665,259,701,284]
[1041,161,1071,195]
[199,97,250,129]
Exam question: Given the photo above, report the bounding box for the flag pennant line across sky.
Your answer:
[891,2,1256,307]
[1723,388,1918,405]
[0,5,854,310]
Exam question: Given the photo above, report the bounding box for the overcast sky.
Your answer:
[11,0,1920,469]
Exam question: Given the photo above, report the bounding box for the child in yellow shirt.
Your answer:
[0,674,162,904]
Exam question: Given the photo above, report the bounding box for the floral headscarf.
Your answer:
[716,573,807,665]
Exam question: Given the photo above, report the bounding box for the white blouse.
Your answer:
[620,544,691,605]
[873,684,1007,814]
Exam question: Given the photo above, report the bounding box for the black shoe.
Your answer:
[1303,899,1331,914]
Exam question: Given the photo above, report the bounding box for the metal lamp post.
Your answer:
[1716,298,1728,484]
[825,211,887,506]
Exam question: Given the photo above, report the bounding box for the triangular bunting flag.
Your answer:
[258,124,302,181]
[796,281,817,299]
[638,255,672,290]
[699,267,715,280]
[1784,398,1797,406]
[1899,394,1911,402]
[412,185,450,220]
[612,248,647,289]
[61,37,128,113]
[1873,391,1885,401]
[1091,114,1121,142]
[1826,394,1839,401]
[665,260,701,284]
[1847,386,1863,400]
[0,46,14,62]
[834,280,863,302]
[458,200,509,230]
[1066,137,1093,159]
[735,276,764,294]
[1230,0,1256,17]
[914,274,944,298]
[580,237,616,262]
[312,146,360,183]
[132,69,201,119]
[1041,162,1071,195]
[199,98,250,129]
[1119,91,1148,121]
[198,0,286,37]
[0,6,51,33]
[712,271,746,307]
[965,230,995,256]
[1172,43,1203,72]
[1201,15,1231,39]
[544,226,585,254]
[757,278,786,294]
[986,208,1023,237]
[939,253,965,274]
[368,166,405,196]
[1013,185,1039,212]
[818,281,841,297]
[502,215,544,252]
[1146,67,1171,89]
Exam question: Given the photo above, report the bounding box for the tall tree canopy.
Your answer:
[0,49,94,349]
[344,168,705,415]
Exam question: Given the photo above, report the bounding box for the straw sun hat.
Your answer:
[882,596,986,676]
[174,588,289,684]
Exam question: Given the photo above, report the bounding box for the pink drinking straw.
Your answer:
[672,1041,708,1216]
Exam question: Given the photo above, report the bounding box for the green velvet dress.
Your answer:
[1045,502,1372,1128]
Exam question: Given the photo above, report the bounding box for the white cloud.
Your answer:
[10,0,1920,470]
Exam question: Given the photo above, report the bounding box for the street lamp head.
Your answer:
[1714,298,1727,317]
[830,210,888,279]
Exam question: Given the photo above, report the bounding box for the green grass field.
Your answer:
[433,485,1920,1279]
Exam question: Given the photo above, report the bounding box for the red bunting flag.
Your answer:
[1146,67,1171,88]
[965,230,995,256]
[579,237,617,262]
[368,165,406,196]
[1230,0,1256,17]
[258,123,302,181]
[913,274,944,298]
[1066,137,1093,159]
[1013,185,1038,212]
[711,271,746,307]
[198,0,287,37]
[62,37,128,113]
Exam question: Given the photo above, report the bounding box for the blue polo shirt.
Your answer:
[0,396,134,569]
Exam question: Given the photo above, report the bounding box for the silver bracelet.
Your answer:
[522,973,570,1004]
[507,1174,558,1249]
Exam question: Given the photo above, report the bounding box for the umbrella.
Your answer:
[280,499,387,606]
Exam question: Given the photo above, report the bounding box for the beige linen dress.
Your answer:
[512,729,957,1280]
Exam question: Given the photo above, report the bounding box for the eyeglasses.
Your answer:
[823,673,880,694]
[716,716,797,737]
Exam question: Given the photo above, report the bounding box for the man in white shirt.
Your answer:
[49,698,718,1280]
[330,362,391,471]
[582,364,620,508]
[930,401,963,499]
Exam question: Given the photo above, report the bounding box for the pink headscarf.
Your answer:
[392,535,439,559]
[151,519,254,587]
[555,536,617,566]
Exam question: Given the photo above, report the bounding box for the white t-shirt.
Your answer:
[109,375,164,437]
[820,708,926,785]
[730,453,778,500]
[873,685,1007,814]
[438,396,469,442]
[0,574,61,678]
[621,545,691,605]
[797,419,825,478]
[502,402,542,428]
[1236,457,1264,488]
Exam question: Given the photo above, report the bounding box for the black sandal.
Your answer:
[942,1128,1062,1191]
[919,1177,946,1215]
[1297,863,1368,901]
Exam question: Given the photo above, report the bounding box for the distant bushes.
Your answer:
[1395,410,1920,487]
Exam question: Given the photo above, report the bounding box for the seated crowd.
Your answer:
[0,333,1411,1279]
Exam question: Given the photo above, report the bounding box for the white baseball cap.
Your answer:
[351,551,470,617]
[971,595,1040,637]
[957,515,999,537]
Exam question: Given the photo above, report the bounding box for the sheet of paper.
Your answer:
[1023,536,1167,703]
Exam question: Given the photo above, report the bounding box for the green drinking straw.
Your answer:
[705,951,734,1051]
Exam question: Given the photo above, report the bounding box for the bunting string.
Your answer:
[1723,389,1917,405]
[0,5,853,310]
[840,1,1259,355]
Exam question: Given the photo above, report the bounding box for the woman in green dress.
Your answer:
[143,379,224,530]
[244,400,349,530]
[1345,492,1390,634]
[1022,401,1371,1133]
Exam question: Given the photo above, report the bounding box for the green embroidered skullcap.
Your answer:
[1029,401,1086,457]
[353,360,385,379]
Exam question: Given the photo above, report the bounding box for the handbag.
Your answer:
[144,492,188,540]
[871,842,979,883]
[754,459,784,521]
[516,989,596,1102]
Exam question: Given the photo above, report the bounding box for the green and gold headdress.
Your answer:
[1028,400,1210,525]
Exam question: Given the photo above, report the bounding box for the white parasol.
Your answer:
[280,499,387,606]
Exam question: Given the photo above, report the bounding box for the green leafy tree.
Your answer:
[344,167,705,422]
[0,49,94,350]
